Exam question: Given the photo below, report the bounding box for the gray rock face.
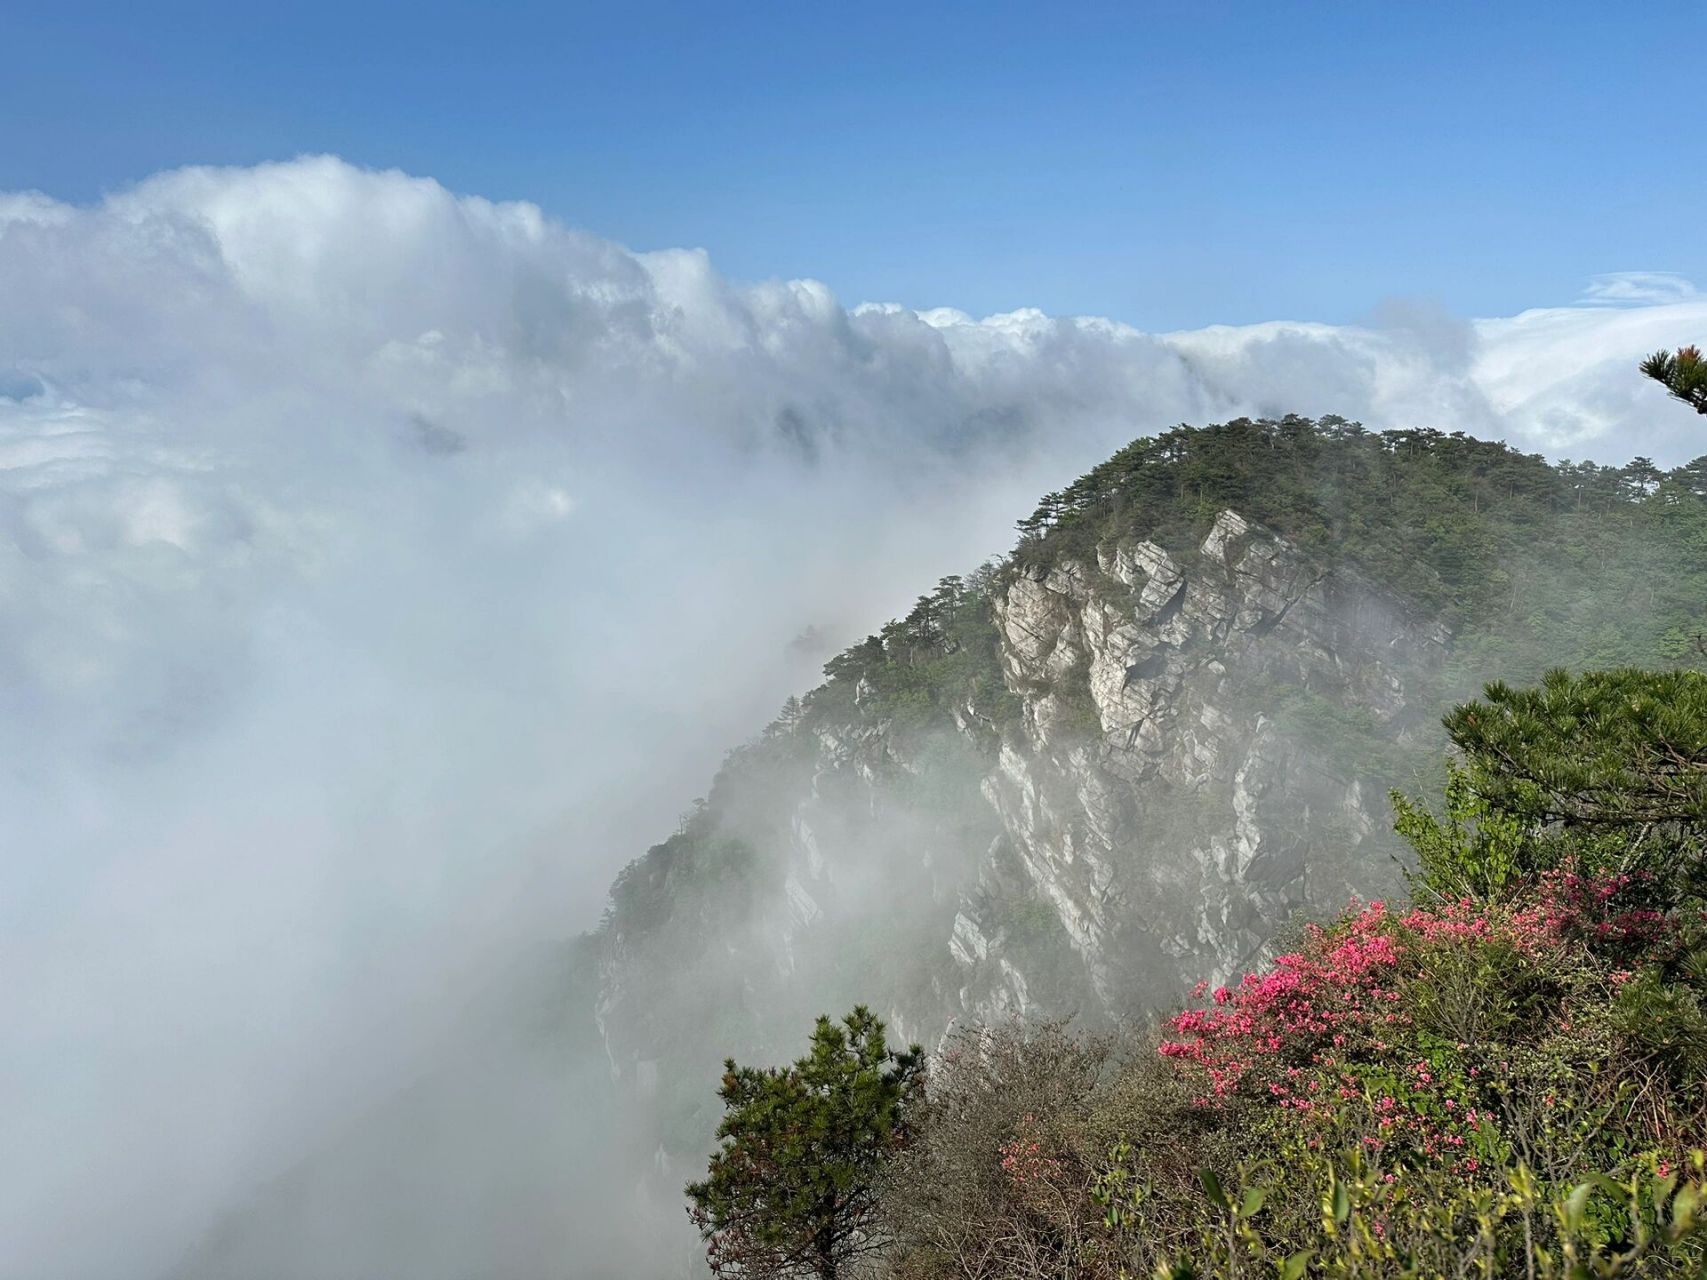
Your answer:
[593,509,1446,1174]
[969,511,1444,1011]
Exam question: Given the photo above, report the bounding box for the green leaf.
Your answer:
[1565,1181,1593,1231]
[1653,1171,1679,1213]
[1199,1169,1229,1212]
[1670,1184,1700,1230]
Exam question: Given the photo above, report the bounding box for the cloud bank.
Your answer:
[3,155,1705,1279]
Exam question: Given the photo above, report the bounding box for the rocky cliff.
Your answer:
[163,418,1707,1280]
[974,508,1447,1010]
[587,416,1707,1262]
[593,507,1446,1173]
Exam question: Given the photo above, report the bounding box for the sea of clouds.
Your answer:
[4,155,1705,1279]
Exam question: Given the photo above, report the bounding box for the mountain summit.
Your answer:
[590,416,1707,1235]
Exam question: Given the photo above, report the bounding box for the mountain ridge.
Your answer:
[171,415,1707,1279]
[587,415,1707,1252]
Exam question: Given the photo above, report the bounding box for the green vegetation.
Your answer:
[689,670,1707,1277]
[1013,417,1707,666]
[614,415,1707,1269]
[809,565,1017,738]
[1644,346,1707,416]
[791,416,1707,775]
[1443,667,1707,831]
[687,1007,923,1280]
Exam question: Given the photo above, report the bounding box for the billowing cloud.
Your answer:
[4,156,1706,1279]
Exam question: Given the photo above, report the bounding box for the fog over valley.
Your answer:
[4,156,1706,1279]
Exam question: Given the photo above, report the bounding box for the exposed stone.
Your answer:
[981,510,1438,1010]
[594,507,1441,1159]
[949,911,990,966]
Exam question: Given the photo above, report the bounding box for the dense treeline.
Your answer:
[1012,416,1707,654]
[691,669,1707,1278]
[811,416,1707,739]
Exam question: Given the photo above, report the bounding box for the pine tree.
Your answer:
[1443,667,1707,829]
[1642,345,1707,415]
[687,1007,923,1280]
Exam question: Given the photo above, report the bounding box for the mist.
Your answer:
[4,156,1706,1280]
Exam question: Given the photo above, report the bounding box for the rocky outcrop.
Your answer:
[963,511,1445,1013]
[591,508,1448,1189]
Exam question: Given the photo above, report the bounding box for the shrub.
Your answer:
[705,670,1707,1278]
[881,1021,1115,1279]
[1132,1147,1707,1279]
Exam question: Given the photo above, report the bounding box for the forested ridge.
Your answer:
[611,414,1707,934]
[589,416,1707,1277]
[598,414,1707,1114]
[715,416,1707,768]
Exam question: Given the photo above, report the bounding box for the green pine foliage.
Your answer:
[687,1007,923,1280]
[1643,346,1707,416]
[1443,668,1707,830]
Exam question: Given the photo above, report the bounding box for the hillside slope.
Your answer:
[590,416,1707,1235]
[166,417,1707,1279]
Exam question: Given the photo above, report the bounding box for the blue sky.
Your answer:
[4,0,1703,330]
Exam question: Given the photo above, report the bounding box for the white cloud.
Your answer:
[1581,270,1701,305]
[4,155,1707,1279]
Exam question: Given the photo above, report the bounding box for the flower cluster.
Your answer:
[1535,866,1674,960]
[1159,901,1410,1097]
[1392,896,1556,956]
[998,1115,1065,1193]
[1157,867,1687,1180]
[1161,869,1675,1097]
